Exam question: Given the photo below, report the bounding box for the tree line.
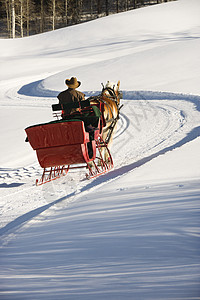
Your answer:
[0,0,176,38]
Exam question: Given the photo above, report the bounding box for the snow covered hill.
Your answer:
[0,0,200,298]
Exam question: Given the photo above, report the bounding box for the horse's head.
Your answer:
[102,80,121,104]
[105,81,119,90]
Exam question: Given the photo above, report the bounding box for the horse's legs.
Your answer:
[100,129,114,163]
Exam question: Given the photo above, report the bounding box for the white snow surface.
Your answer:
[0,0,200,298]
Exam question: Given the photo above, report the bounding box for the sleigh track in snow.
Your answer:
[1,90,200,234]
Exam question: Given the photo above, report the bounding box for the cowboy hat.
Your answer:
[65,77,81,89]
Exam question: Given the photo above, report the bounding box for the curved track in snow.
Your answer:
[0,86,200,234]
[114,92,200,168]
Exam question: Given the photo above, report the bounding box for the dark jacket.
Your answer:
[57,88,85,115]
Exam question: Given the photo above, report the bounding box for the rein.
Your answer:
[87,87,122,144]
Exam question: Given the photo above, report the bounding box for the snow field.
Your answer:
[0,0,200,298]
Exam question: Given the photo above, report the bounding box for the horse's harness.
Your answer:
[88,86,123,144]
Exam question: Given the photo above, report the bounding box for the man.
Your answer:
[57,77,85,116]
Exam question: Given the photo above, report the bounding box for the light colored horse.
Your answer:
[91,80,122,162]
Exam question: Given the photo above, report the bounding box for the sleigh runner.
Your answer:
[25,81,122,185]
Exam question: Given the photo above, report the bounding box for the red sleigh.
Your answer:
[25,100,113,185]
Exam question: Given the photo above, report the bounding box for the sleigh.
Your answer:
[25,100,113,185]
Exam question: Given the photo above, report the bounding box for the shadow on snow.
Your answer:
[1,125,200,238]
[1,88,199,237]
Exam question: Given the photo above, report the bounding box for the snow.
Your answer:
[0,0,200,298]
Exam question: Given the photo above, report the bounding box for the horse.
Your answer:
[90,80,122,163]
